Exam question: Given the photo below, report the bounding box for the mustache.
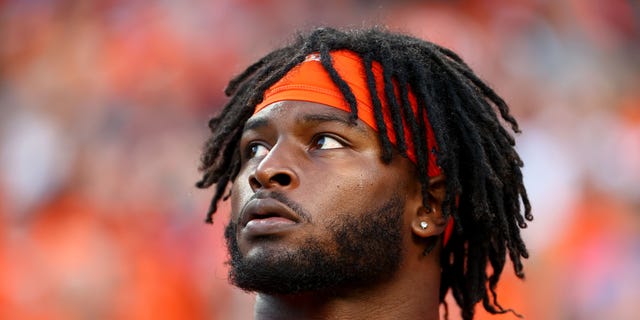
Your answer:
[240,190,312,223]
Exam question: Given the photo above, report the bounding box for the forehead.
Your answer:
[244,100,370,134]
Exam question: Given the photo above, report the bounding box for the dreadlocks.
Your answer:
[196,27,532,320]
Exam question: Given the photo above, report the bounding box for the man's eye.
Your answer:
[248,144,269,158]
[314,135,344,150]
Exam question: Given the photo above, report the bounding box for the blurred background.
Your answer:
[0,0,638,319]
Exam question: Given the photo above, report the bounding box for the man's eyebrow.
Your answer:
[243,117,270,132]
[297,113,367,133]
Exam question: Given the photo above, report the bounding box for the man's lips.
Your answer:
[239,198,302,232]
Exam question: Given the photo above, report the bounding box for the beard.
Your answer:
[224,194,405,295]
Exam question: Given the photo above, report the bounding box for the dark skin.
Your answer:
[229,101,450,320]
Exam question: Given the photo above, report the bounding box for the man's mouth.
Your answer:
[239,198,301,235]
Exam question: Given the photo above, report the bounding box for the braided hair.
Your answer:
[196,27,532,320]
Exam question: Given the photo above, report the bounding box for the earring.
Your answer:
[420,221,428,230]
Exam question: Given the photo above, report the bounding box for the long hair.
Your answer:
[196,27,532,320]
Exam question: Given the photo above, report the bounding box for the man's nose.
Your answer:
[248,143,299,192]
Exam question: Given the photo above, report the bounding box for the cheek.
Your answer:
[308,167,398,218]
[336,168,400,199]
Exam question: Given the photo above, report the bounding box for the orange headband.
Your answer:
[254,50,453,243]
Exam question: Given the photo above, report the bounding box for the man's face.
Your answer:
[226,100,422,295]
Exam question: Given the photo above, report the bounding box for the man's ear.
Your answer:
[411,175,448,238]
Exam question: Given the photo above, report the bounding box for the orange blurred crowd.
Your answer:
[1,1,638,319]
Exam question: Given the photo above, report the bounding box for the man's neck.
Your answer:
[252,265,441,320]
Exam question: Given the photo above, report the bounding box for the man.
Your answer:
[197,27,532,320]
